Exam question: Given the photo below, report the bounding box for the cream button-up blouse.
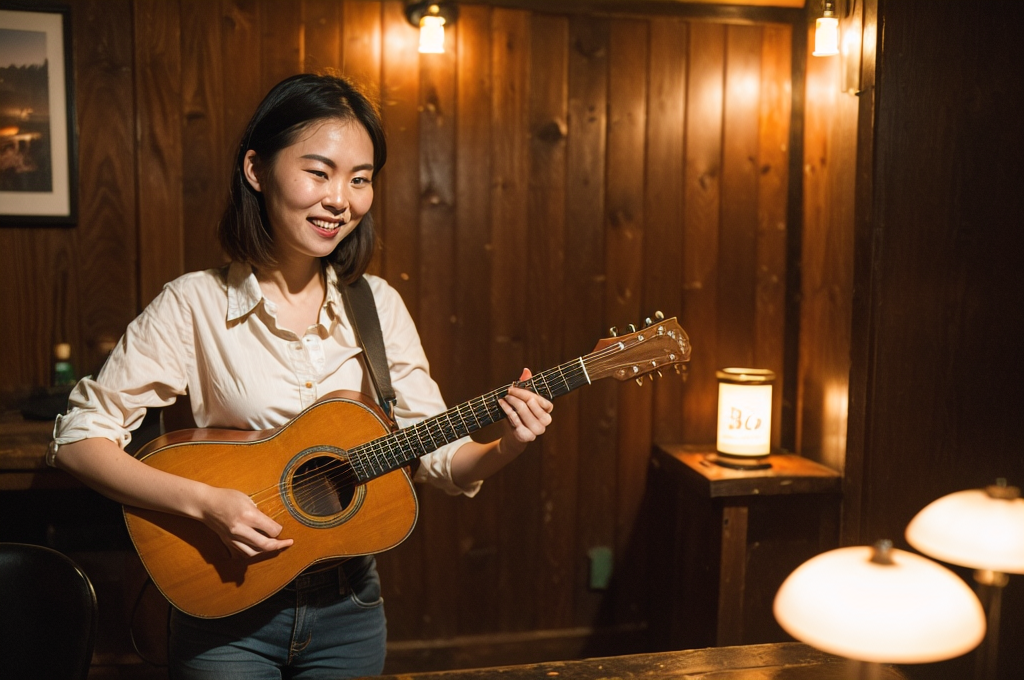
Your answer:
[53,262,480,497]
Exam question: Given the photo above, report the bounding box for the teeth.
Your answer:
[311,219,342,231]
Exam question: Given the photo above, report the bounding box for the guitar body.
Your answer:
[123,391,418,619]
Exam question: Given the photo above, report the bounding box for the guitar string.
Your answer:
[240,335,678,520]
[248,335,673,519]
[246,337,670,520]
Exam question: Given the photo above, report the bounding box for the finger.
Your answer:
[499,397,524,429]
[507,386,553,413]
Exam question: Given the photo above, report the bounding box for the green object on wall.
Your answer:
[587,546,613,590]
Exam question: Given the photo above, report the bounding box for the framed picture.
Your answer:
[0,5,77,226]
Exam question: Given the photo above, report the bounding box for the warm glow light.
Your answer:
[418,14,446,54]
[906,486,1024,574]
[774,544,986,664]
[813,16,840,57]
[716,368,774,457]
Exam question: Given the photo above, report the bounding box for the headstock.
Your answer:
[585,313,691,385]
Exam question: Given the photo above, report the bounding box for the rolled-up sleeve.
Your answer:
[54,284,190,450]
[369,276,481,498]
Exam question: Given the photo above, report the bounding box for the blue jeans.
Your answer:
[168,556,387,679]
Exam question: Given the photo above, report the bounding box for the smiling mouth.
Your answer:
[310,218,346,232]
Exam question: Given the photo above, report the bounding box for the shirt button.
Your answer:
[305,382,313,388]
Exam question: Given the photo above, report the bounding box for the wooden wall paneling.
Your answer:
[259,0,304,98]
[416,41,460,640]
[221,0,263,232]
[343,1,384,276]
[375,0,424,642]
[303,0,343,73]
[180,0,227,274]
[528,11,577,630]
[843,0,876,546]
[718,25,761,369]
[451,3,500,638]
[527,13,572,631]
[73,0,139,374]
[134,0,184,307]
[605,18,652,628]
[678,21,721,445]
[563,14,613,629]
[0,230,52,389]
[795,20,856,470]
[379,1,418,306]
[754,24,790,451]
[488,7,534,632]
[642,19,687,445]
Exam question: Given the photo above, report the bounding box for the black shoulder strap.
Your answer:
[341,275,397,421]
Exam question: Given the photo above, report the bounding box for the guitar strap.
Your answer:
[340,275,397,423]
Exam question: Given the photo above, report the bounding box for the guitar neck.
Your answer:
[348,357,592,483]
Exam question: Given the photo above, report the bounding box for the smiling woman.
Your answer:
[48,72,554,680]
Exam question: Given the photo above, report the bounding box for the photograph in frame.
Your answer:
[0,5,77,226]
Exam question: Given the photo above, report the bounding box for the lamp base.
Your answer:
[707,452,772,470]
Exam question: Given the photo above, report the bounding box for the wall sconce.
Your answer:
[813,0,840,57]
[710,368,775,470]
[905,480,1024,679]
[774,541,986,676]
[404,1,458,54]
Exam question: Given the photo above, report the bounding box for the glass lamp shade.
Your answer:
[418,14,446,53]
[774,545,986,664]
[716,368,774,457]
[813,16,840,57]
[906,487,1024,574]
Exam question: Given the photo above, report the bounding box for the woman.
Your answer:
[50,73,553,679]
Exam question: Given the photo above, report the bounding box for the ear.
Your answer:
[243,150,263,193]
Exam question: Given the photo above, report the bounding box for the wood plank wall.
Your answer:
[0,0,794,659]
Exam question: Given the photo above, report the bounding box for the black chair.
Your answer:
[0,542,98,680]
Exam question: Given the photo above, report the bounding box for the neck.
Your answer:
[257,257,324,299]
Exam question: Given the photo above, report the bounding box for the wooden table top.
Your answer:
[653,444,842,498]
[377,642,907,679]
[0,410,79,490]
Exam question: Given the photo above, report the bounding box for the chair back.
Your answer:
[0,542,98,680]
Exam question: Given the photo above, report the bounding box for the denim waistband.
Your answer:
[289,560,351,593]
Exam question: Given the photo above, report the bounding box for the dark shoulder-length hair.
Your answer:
[218,73,387,285]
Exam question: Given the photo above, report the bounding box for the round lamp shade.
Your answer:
[774,544,985,664]
[906,487,1024,574]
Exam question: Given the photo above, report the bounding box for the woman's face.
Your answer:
[244,118,375,263]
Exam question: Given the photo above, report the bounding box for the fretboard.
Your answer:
[348,356,592,483]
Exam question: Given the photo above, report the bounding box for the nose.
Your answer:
[323,179,350,215]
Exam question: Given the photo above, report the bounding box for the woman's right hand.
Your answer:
[199,486,294,558]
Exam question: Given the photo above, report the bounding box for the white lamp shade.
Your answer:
[906,488,1024,574]
[774,545,986,664]
[418,14,446,54]
[716,368,774,456]
[813,16,840,57]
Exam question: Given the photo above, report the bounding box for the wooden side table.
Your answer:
[648,444,842,651]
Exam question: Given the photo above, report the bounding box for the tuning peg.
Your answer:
[609,326,619,337]
[656,369,664,379]
[654,311,665,320]
[635,376,645,386]
[673,364,681,374]
[644,316,654,328]
[628,323,637,333]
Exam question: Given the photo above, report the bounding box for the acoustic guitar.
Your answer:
[124,317,691,618]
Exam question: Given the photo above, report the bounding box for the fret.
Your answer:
[456,403,474,433]
[577,356,592,385]
[536,371,554,400]
[413,423,431,454]
[555,363,572,393]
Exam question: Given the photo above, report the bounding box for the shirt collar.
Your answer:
[226,262,264,322]
[225,261,349,331]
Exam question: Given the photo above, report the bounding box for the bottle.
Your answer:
[52,342,76,388]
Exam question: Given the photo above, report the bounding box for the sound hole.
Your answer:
[290,455,356,517]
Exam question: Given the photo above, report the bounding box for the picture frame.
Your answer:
[0,4,78,226]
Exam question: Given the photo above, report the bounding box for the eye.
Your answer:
[352,176,372,186]
[307,170,328,179]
